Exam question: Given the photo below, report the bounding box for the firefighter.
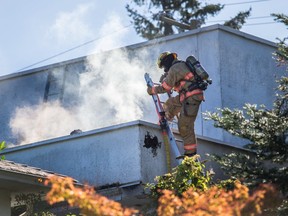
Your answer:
[147,51,204,157]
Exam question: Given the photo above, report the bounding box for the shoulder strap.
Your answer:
[172,60,184,66]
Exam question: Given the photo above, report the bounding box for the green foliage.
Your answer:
[146,155,214,198]
[0,141,5,160]
[209,152,288,192]
[203,13,288,194]
[204,89,288,192]
[224,8,252,30]
[216,177,239,191]
[272,13,288,27]
[275,77,288,117]
[205,104,288,162]
[274,38,288,65]
[273,14,288,119]
[126,0,251,40]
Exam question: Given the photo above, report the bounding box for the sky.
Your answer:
[0,0,287,76]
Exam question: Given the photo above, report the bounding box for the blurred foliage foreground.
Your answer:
[44,156,286,216]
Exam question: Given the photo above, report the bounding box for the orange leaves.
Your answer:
[157,181,278,216]
[44,175,280,216]
[44,175,138,216]
[157,190,183,216]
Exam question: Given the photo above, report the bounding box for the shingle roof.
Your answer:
[0,159,79,183]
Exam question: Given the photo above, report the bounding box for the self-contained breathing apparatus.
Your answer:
[185,55,212,91]
[159,55,212,91]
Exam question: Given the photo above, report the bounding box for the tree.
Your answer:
[126,0,251,40]
[157,181,279,216]
[44,160,282,216]
[273,14,288,119]
[203,14,288,194]
[45,176,138,216]
[224,8,252,30]
[146,156,214,198]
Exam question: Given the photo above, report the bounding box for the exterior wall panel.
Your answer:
[2,121,169,187]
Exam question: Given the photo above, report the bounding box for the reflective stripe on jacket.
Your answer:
[179,89,203,102]
[154,60,203,102]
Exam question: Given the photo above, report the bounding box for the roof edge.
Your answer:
[1,119,249,155]
[127,24,277,50]
[1,120,159,153]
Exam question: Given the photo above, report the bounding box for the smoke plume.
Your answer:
[9,14,158,145]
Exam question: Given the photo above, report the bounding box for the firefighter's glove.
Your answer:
[147,86,154,95]
[165,112,174,121]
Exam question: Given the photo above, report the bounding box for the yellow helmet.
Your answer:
[157,51,177,68]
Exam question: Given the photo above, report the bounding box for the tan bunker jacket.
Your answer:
[151,59,204,155]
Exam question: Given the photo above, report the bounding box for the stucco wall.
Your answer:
[1,120,252,188]
[2,121,170,187]
[219,30,280,111]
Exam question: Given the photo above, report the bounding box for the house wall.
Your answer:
[1,120,250,188]
[2,121,169,187]
[0,25,285,149]
[217,29,283,146]
[0,189,11,216]
[0,71,48,143]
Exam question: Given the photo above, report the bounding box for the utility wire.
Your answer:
[244,21,278,26]
[225,0,270,6]
[206,15,272,23]
[16,24,133,72]
[206,15,281,26]
[248,16,272,20]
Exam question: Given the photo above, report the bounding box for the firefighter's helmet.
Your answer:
[157,51,177,69]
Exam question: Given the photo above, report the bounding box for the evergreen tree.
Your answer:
[224,8,252,30]
[126,0,251,40]
[204,13,288,194]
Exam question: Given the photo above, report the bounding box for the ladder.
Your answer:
[144,73,182,171]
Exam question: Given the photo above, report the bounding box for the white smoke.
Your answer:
[10,101,79,144]
[47,3,95,46]
[89,13,129,52]
[9,12,156,145]
[79,49,150,129]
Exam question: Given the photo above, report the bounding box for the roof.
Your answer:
[0,160,55,178]
[0,159,81,192]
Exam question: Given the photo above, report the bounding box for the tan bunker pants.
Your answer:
[163,94,203,155]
